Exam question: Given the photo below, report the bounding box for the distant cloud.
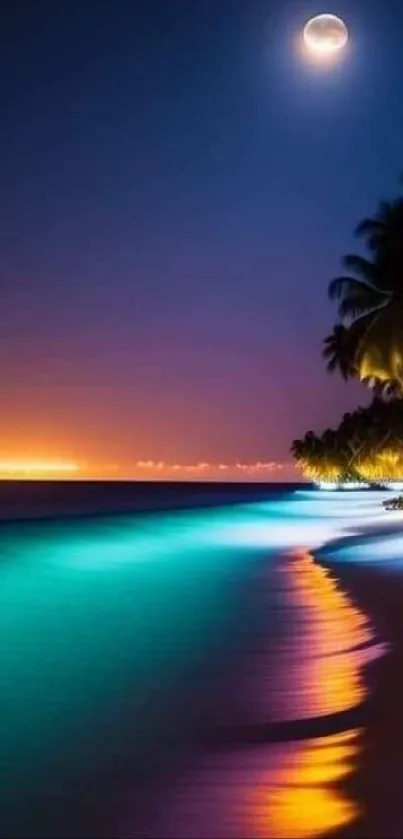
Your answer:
[116,459,293,480]
[0,456,296,481]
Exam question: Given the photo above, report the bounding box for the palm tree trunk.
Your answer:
[347,440,367,471]
[373,429,392,455]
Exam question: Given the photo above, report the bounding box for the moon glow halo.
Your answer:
[303,14,348,61]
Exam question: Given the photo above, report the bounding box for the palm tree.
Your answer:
[328,196,403,388]
[322,323,359,380]
[372,378,403,399]
[291,428,348,481]
[291,397,403,482]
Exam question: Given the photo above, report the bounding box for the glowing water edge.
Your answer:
[0,489,388,838]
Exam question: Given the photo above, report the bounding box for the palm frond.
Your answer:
[327,189,403,395]
[328,276,359,301]
[357,303,403,385]
[328,275,382,302]
[355,217,385,239]
[323,353,337,371]
[338,291,388,321]
[322,324,359,380]
[341,254,379,283]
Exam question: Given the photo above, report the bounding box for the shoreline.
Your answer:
[318,537,403,838]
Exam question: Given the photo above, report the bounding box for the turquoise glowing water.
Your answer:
[0,489,391,837]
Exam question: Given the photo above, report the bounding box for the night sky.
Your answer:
[1,0,403,478]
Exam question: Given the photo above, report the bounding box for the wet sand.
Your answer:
[321,555,403,839]
[0,490,399,838]
[132,519,403,839]
[131,549,382,839]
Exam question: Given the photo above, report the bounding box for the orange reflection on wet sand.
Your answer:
[252,551,372,837]
[253,728,361,838]
[288,551,370,657]
[269,550,372,721]
[140,551,379,839]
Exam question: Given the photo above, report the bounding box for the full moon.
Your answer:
[303,14,348,60]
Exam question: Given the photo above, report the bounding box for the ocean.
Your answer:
[0,483,388,837]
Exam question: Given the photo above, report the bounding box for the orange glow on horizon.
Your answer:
[0,456,297,481]
[0,459,80,479]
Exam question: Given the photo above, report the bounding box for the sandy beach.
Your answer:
[0,487,401,839]
[320,536,403,838]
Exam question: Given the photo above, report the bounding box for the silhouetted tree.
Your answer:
[326,193,403,391]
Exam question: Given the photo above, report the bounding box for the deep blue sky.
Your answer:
[1,0,402,472]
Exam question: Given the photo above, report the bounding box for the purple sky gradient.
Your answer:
[0,0,401,474]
